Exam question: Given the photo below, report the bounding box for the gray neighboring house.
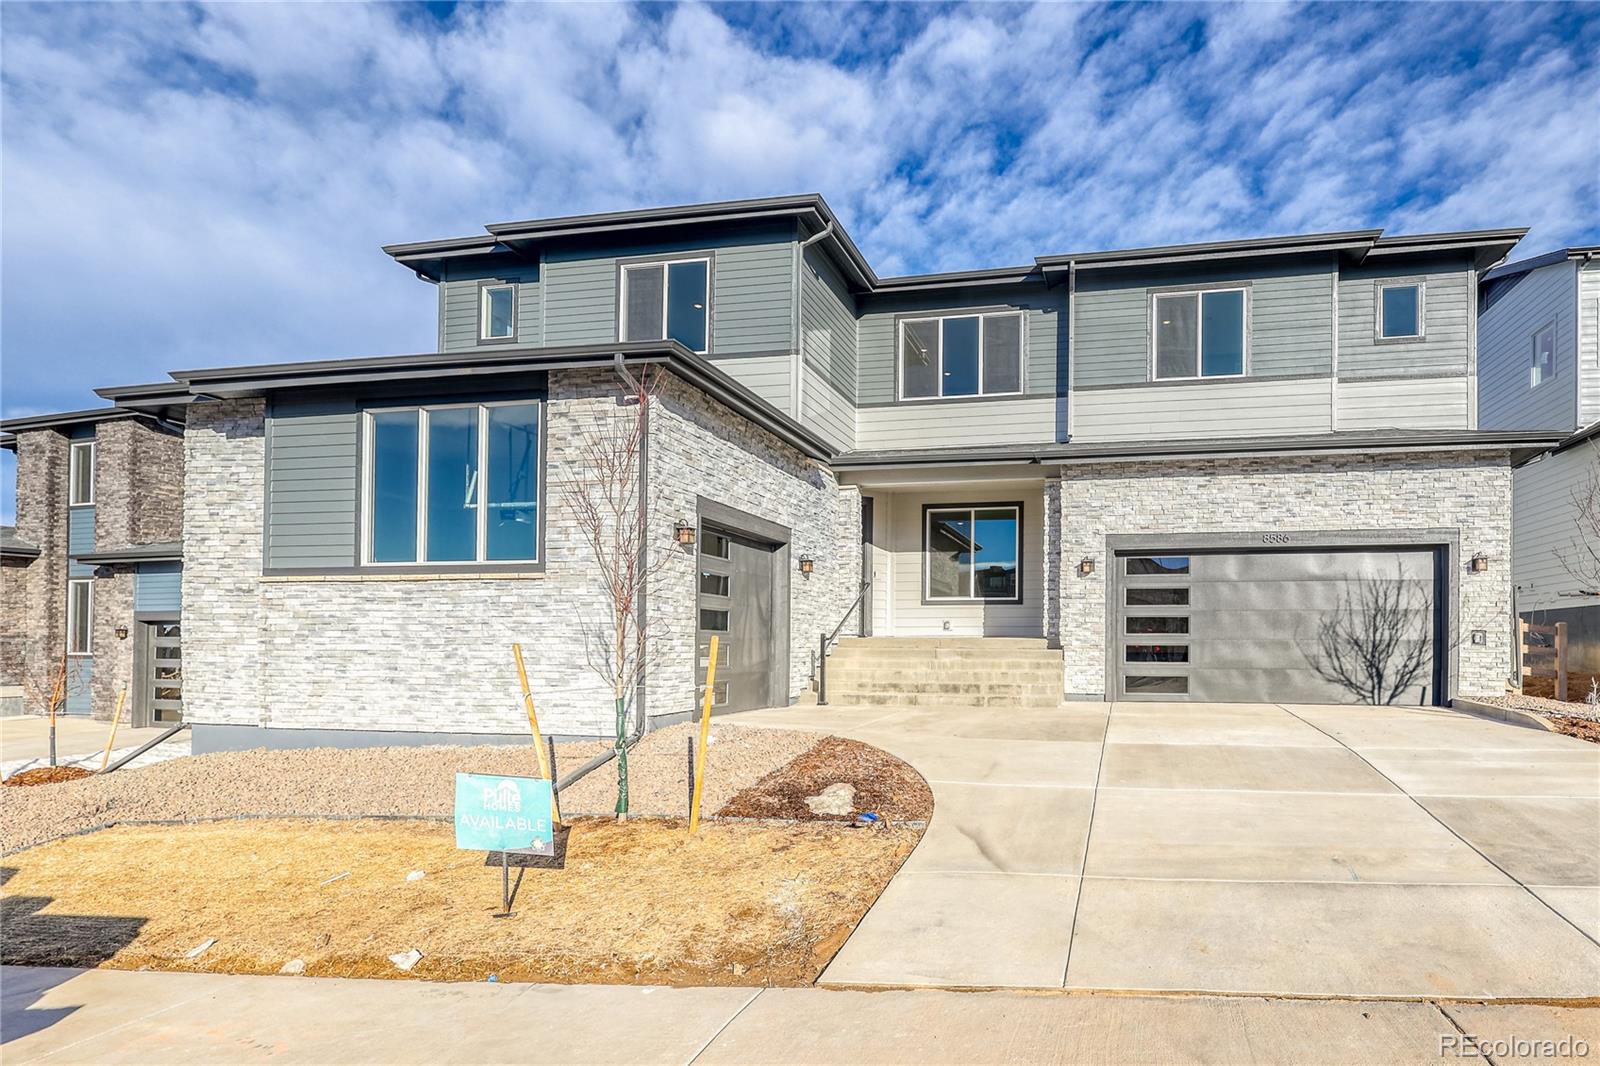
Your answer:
[1477,246,1600,670]
[0,409,186,725]
[26,194,1559,752]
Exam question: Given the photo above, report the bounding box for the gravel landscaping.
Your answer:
[1462,692,1600,743]
[0,722,824,854]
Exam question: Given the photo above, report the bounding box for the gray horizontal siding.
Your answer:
[265,398,360,569]
[1514,443,1596,613]
[800,366,855,451]
[439,267,541,353]
[66,659,92,715]
[1070,377,1332,441]
[1338,255,1474,380]
[857,283,1065,406]
[801,244,857,404]
[135,562,182,612]
[1336,376,1470,431]
[1074,257,1334,388]
[855,394,1059,450]
[1477,260,1576,431]
[68,506,94,576]
[1577,262,1599,426]
[541,224,795,354]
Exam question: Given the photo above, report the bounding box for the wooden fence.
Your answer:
[1520,619,1569,701]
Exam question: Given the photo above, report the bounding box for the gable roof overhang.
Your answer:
[155,341,836,462]
[0,407,180,445]
[1483,245,1600,285]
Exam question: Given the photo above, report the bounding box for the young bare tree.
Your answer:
[19,655,88,766]
[560,366,678,818]
[1557,445,1600,598]
[1303,571,1436,705]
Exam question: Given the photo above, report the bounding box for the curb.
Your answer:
[1449,697,1559,733]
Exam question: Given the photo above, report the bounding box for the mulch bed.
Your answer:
[3,766,95,788]
[1547,716,1600,744]
[717,735,934,823]
[1523,673,1600,703]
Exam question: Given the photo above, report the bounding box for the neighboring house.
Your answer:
[1477,245,1600,671]
[0,409,185,725]
[9,194,1558,752]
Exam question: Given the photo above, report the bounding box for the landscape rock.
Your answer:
[279,958,305,975]
[388,948,423,972]
[185,938,216,959]
[804,782,856,816]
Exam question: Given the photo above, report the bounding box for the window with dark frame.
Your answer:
[365,402,541,566]
[899,312,1024,400]
[924,505,1021,602]
[620,259,709,353]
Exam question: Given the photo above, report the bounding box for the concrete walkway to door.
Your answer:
[731,700,1600,1000]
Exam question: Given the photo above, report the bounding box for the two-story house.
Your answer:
[43,194,1559,751]
[1477,246,1600,675]
[0,408,185,725]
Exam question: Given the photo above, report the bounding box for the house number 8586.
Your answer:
[1261,533,1291,545]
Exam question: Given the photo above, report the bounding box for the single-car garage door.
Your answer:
[697,525,782,715]
[1112,546,1446,705]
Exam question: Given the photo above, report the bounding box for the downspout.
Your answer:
[792,223,835,422]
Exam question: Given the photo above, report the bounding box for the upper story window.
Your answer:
[620,258,709,354]
[1152,289,1245,380]
[1531,323,1556,388]
[68,440,94,505]
[1378,282,1423,339]
[480,284,517,341]
[364,401,542,566]
[898,312,1024,400]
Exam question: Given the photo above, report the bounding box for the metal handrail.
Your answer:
[818,579,872,706]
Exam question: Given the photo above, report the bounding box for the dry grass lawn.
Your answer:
[1,816,919,986]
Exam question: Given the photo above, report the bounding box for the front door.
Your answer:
[696,526,778,714]
[134,618,183,725]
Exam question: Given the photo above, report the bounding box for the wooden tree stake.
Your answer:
[98,686,128,772]
[512,643,561,826]
[688,635,720,834]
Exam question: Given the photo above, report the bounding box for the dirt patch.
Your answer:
[718,736,933,823]
[3,766,95,788]
[1547,716,1600,744]
[1522,673,1600,704]
[0,723,821,854]
[0,816,918,986]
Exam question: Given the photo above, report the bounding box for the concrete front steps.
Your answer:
[822,637,1065,708]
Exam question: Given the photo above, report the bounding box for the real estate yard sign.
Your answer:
[454,773,554,856]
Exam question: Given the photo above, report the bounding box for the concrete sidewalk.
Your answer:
[0,716,187,777]
[4,966,1596,1065]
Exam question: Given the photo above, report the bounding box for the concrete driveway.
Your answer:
[734,701,1600,1000]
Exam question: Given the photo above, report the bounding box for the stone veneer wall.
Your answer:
[1058,451,1514,699]
[8,430,69,713]
[182,369,859,739]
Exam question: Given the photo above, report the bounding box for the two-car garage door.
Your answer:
[1112,545,1446,705]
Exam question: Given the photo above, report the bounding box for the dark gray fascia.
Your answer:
[1036,230,1383,275]
[169,342,837,463]
[872,265,1043,291]
[0,407,148,435]
[0,526,41,559]
[1484,245,1600,285]
[1365,228,1528,273]
[832,428,1568,470]
[72,541,183,565]
[1520,419,1600,466]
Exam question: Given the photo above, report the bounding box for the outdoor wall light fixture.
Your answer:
[1470,554,1489,573]
[114,625,130,641]
[798,555,815,576]
[1078,558,1096,576]
[674,520,697,547]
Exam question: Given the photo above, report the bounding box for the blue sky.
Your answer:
[2,1,1598,520]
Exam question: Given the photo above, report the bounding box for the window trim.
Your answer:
[477,282,519,344]
[68,439,95,506]
[1375,279,1426,342]
[895,310,1027,402]
[66,577,93,656]
[360,400,543,568]
[617,254,712,355]
[1148,287,1249,381]
[920,501,1025,605]
[1530,320,1557,389]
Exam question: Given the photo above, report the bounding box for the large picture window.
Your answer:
[620,258,709,353]
[923,504,1022,603]
[899,312,1024,400]
[67,578,93,655]
[1152,289,1246,380]
[364,402,541,565]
